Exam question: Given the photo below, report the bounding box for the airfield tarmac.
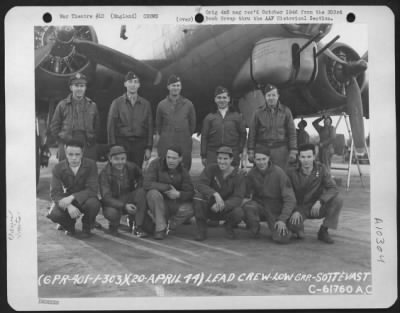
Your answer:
[36,149,371,298]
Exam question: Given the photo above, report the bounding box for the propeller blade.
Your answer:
[346,77,366,154]
[323,48,347,64]
[73,39,161,85]
[35,42,54,68]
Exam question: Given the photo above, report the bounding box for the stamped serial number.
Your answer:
[308,284,372,295]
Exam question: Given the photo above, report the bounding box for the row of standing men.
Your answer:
[49,71,336,172]
[46,71,342,243]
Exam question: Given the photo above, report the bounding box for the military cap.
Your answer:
[69,72,87,85]
[255,146,271,157]
[109,145,127,157]
[167,74,181,86]
[216,146,233,156]
[124,71,139,82]
[298,119,307,128]
[264,83,278,94]
[214,86,229,97]
[167,145,183,156]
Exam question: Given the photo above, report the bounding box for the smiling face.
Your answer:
[299,149,315,171]
[254,153,270,171]
[124,78,140,94]
[109,153,127,171]
[65,145,83,167]
[215,92,230,110]
[70,83,86,100]
[217,153,233,171]
[265,88,279,108]
[166,150,182,169]
[167,81,182,97]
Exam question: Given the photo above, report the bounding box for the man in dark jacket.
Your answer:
[296,119,310,146]
[200,86,247,167]
[247,84,297,170]
[47,139,101,238]
[194,146,245,241]
[155,75,196,170]
[107,72,153,167]
[50,73,100,161]
[243,146,296,243]
[143,145,194,240]
[99,145,154,237]
[287,143,343,243]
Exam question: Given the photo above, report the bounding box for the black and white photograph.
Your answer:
[5,5,397,310]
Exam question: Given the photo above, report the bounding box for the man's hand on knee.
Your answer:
[67,204,81,219]
[125,203,137,215]
[290,211,303,225]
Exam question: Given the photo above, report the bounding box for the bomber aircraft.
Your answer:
[35,24,368,179]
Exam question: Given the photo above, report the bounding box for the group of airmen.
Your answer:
[45,70,343,244]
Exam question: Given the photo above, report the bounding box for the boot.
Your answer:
[195,219,207,241]
[154,229,166,240]
[318,225,334,244]
[108,224,119,236]
[224,222,236,240]
[79,224,93,239]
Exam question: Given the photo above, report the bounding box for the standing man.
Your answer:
[155,75,196,170]
[99,145,154,237]
[296,119,310,146]
[287,143,343,244]
[47,139,101,238]
[107,71,153,167]
[50,73,100,161]
[201,86,247,167]
[143,145,194,240]
[312,115,336,172]
[243,146,296,243]
[193,146,245,241]
[247,84,297,170]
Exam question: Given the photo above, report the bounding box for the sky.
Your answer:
[96,23,369,139]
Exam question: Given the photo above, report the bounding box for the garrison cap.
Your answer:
[216,146,233,156]
[167,145,183,156]
[124,71,139,82]
[109,145,127,157]
[298,119,307,128]
[214,86,229,97]
[255,146,271,157]
[167,74,181,86]
[69,72,87,85]
[264,83,278,94]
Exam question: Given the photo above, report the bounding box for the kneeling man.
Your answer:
[194,146,245,241]
[287,143,343,243]
[243,146,296,243]
[143,145,194,240]
[99,145,154,237]
[47,139,101,238]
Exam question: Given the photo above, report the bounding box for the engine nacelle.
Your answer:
[233,37,317,93]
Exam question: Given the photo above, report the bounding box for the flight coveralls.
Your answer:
[296,128,310,146]
[194,164,245,232]
[313,117,336,172]
[201,109,247,166]
[286,162,343,233]
[50,94,100,161]
[107,94,153,167]
[243,162,296,243]
[156,95,196,170]
[99,162,154,233]
[248,103,297,170]
[47,158,101,232]
[143,157,194,232]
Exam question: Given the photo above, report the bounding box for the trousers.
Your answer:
[146,189,194,232]
[243,200,292,243]
[115,136,147,167]
[102,188,154,233]
[193,192,244,226]
[288,195,343,232]
[47,197,101,230]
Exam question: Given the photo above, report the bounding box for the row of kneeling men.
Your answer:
[47,139,343,244]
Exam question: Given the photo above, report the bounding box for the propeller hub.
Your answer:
[55,26,75,44]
